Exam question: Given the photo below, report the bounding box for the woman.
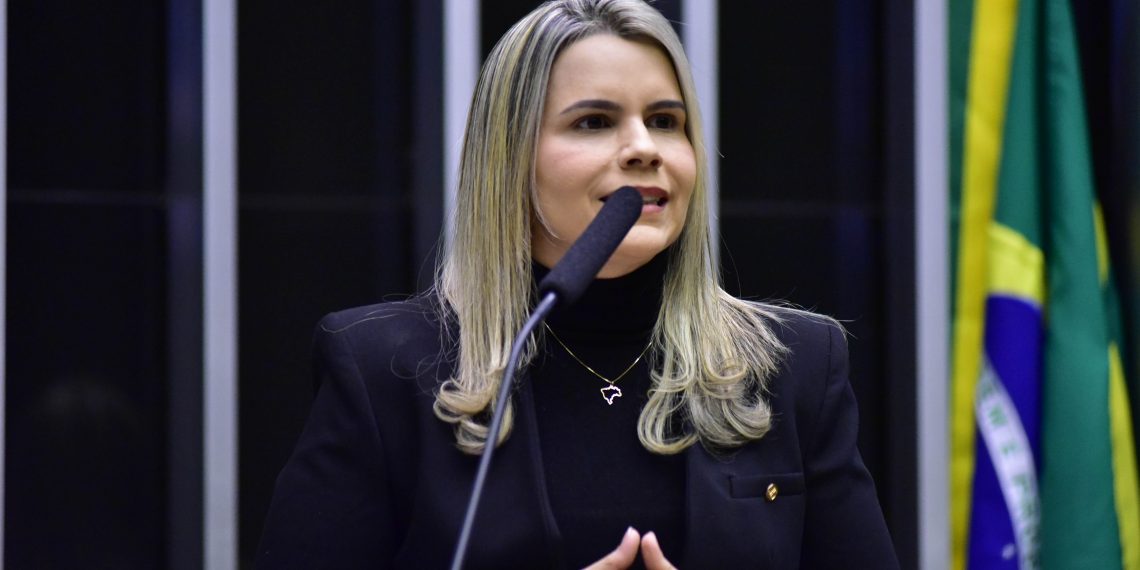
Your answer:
[257,1,899,568]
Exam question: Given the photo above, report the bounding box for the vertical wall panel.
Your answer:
[236,0,422,565]
[0,0,7,563]
[413,0,446,291]
[5,0,169,566]
[6,205,169,568]
[167,0,205,566]
[717,0,918,561]
[880,0,918,565]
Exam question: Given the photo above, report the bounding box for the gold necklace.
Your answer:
[543,323,652,405]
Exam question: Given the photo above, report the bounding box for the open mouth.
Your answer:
[601,187,668,207]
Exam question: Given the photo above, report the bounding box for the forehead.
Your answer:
[544,34,681,103]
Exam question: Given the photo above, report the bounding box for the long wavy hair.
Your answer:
[434,0,791,455]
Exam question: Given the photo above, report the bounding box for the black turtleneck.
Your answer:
[530,254,685,568]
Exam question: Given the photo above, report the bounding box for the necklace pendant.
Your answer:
[600,384,622,405]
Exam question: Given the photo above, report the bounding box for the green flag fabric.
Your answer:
[950,0,1140,568]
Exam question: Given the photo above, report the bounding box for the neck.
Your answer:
[533,251,668,337]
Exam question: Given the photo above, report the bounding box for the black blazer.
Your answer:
[256,298,899,569]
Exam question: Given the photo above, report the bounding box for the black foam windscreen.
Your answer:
[537,186,642,306]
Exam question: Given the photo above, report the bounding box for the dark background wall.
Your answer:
[236,1,419,565]
[7,0,169,567]
[6,0,1138,569]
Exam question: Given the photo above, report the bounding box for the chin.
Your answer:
[598,234,675,278]
[625,226,679,255]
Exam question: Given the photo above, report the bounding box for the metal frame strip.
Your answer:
[204,0,237,566]
[916,1,950,567]
[681,0,719,265]
[443,0,479,245]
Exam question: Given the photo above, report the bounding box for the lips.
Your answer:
[601,186,669,207]
[636,187,668,207]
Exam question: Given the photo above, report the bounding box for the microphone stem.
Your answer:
[450,291,559,570]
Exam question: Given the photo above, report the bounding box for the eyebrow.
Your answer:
[558,99,686,115]
[646,100,686,113]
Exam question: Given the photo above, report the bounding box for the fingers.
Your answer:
[581,527,641,570]
[639,531,678,570]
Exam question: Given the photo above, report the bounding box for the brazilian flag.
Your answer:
[950,0,1140,568]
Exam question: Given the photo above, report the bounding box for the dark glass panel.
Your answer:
[236,0,417,565]
[6,0,172,566]
[238,0,410,197]
[8,0,165,192]
[718,0,906,558]
[237,203,413,567]
[718,2,839,203]
[6,202,168,568]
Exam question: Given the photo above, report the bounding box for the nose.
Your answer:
[619,123,662,169]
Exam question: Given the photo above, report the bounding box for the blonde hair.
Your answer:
[434,0,792,455]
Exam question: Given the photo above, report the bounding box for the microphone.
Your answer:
[450,185,643,570]
[537,186,644,305]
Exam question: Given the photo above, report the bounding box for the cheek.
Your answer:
[536,144,586,200]
[680,145,698,181]
[537,154,609,215]
[534,148,597,237]
[669,146,698,204]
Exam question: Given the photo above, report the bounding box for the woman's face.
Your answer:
[532,34,696,278]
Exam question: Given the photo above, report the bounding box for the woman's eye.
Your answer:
[574,115,611,130]
[647,114,678,130]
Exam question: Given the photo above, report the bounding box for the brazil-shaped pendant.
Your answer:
[600,384,622,405]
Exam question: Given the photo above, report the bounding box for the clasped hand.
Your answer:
[583,527,677,570]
